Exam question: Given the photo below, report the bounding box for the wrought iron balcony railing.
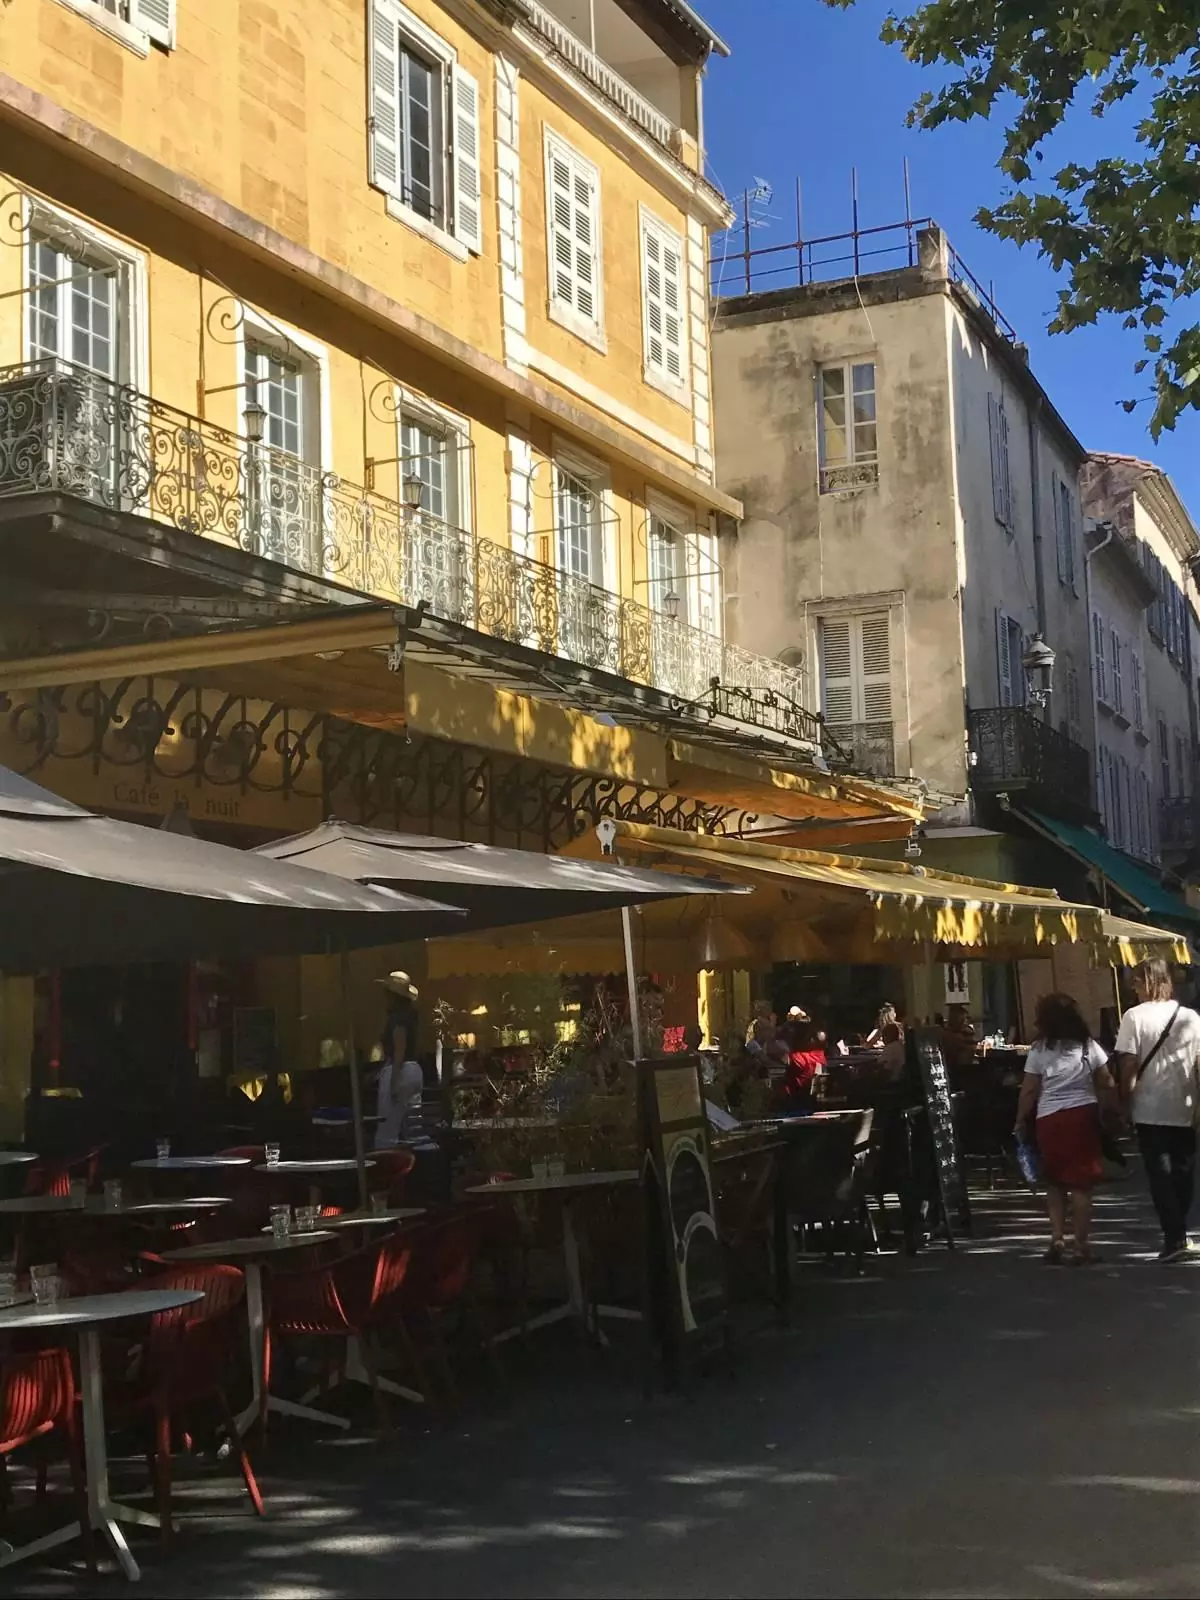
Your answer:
[1158,797,1200,854]
[967,705,1094,822]
[0,361,823,750]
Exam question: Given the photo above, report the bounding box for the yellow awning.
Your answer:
[1101,914,1192,968]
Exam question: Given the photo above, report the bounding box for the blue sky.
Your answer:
[700,0,1199,511]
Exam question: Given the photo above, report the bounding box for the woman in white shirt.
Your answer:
[1015,992,1118,1264]
[373,972,425,1151]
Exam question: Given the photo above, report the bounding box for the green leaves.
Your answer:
[823,0,1200,436]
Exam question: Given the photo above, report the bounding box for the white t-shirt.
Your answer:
[1115,1001,1200,1128]
[1025,1038,1107,1118]
[374,1059,425,1149]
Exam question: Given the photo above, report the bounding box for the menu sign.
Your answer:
[638,1056,728,1387]
[913,1028,971,1244]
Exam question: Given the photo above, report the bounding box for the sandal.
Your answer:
[1043,1242,1065,1264]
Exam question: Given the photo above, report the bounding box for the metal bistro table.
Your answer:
[0,1152,37,1167]
[0,1289,203,1580]
[467,1170,640,1344]
[162,1233,338,1433]
[254,1158,376,1208]
[129,1156,253,1172]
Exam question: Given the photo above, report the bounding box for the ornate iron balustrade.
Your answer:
[967,705,1094,822]
[0,361,820,750]
[521,1,676,149]
[823,721,896,780]
[1158,797,1200,854]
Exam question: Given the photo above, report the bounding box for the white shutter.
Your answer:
[1132,651,1144,731]
[996,609,1013,706]
[642,218,686,386]
[1053,476,1065,584]
[694,523,720,637]
[1111,629,1123,715]
[1092,611,1107,703]
[368,1,401,197]
[858,613,892,722]
[820,619,854,725]
[130,0,175,47]
[450,63,483,253]
[546,138,600,328]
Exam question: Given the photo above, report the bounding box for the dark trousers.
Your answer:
[1136,1123,1197,1246]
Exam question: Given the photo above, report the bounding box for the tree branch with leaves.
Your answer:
[827,0,1200,435]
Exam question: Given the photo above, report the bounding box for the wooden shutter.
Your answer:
[988,395,1003,524]
[858,612,892,722]
[642,219,685,385]
[996,609,1013,706]
[1053,476,1065,583]
[819,619,854,725]
[450,64,483,253]
[547,139,600,326]
[130,0,175,47]
[1110,628,1122,715]
[368,0,401,197]
[1091,611,1107,703]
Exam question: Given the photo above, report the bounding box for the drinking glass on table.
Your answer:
[269,1204,291,1241]
[0,1268,17,1305]
[69,1179,87,1204]
[369,1191,389,1215]
[547,1158,566,1180]
[264,1142,281,1167]
[30,1264,63,1305]
[156,1137,171,1162]
[103,1179,122,1211]
[531,1159,548,1180]
[295,1204,319,1233]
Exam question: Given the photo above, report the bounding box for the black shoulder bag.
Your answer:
[1133,1004,1181,1086]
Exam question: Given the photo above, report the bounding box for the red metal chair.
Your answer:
[105,1264,263,1545]
[22,1148,103,1198]
[0,1347,93,1572]
[397,1215,501,1407]
[369,1148,415,1205]
[264,1234,424,1434]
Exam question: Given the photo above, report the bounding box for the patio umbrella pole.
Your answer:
[339,941,370,1210]
[622,904,644,1059]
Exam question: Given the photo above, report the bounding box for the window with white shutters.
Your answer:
[988,392,1013,532]
[128,0,173,46]
[640,212,686,393]
[368,0,482,252]
[67,0,175,50]
[819,613,892,728]
[545,133,603,340]
[1159,719,1171,800]
[1131,651,1145,734]
[1092,611,1109,705]
[995,611,1025,707]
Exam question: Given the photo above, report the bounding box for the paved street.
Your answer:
[14,1178,1200,1599]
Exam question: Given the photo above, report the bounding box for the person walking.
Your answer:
[1113,959,1200,1263]
[1016,992,1117,1265]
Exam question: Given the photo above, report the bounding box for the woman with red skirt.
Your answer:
[1015,992,1119,1264]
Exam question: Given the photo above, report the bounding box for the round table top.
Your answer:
[84,1196,234,1218]
[260,1207,425,1234]
[467,1169,638,1196]
[253,1159,375,1175]
[0,1288,203,1332]
[0,1152,38,1167]
[0,1195,85,1214]
[161,1231,337,1263]
[129,1156,252,1170]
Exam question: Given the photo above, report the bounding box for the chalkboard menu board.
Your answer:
[638,1056,728,1387]
[913,1027,971,1244]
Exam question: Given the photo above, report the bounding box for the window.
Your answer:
[398,408,467,530]
[368,0,482,253]
[1097,748,1110,836]
[1109,752,1127,849]
[1110,628,1123,718]
[819,612,892,729]
[1065,666,1082,740]
[1054,476,1076,590]
[818,361,878,492]
[1131,651,1145,735]
[244,340,321,569]
[640,212,687,394]
[1140,770,1155,859]
[996,611,1025,708]
[545,134,603,342]
[647,514,687,619]
[1159,718,1171,800]
[1091,612,1108,706]
[27,231,120,379]
[63,0,174,50]
[554,461,604,583]
[1176,731,1189,798]
[988,392,1013,531]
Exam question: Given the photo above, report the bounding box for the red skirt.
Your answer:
[1036,1105,1103,1190]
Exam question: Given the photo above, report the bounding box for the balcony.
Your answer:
[0,361,823,754]
[521,0,677,150]
[823,722,896,781]
[967,706,1095,823]
[1159,797,1200,856]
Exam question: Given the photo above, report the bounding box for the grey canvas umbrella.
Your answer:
[0,767,468,1203]
[0,768,465,968]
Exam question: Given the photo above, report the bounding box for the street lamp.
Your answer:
[402,474,425,513]
[663,589,681,621]
[243,399,266,444]
[1021,633,1056,709]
